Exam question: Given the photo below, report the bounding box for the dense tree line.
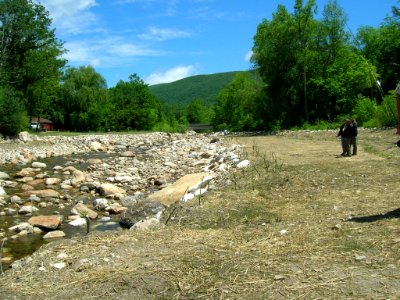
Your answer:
[0,0,174,137]
[213,0,400,131]
[1,0,399,136]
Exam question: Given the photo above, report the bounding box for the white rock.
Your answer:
[18,131,30,142]
[43,230,66,240]
[0,187,6,196]
[130,218,161,231]
[89,141,103,151]
[57,253,69,259]
[45,178,61,185]
[114,175,133,183]
[52,262,66,270]
[181,193,195,202]
[187,175,213,193]
[18,205,39,214]
[8,222,33,233]
[0,171,10,180]
[69,217,88,227]
[237,160,250,168]
[32,162,47,168]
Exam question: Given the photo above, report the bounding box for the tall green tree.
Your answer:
[0,0,66,121]
[251,4,299,128]
[109,74,161,131]
[58,66,109,131]
[252,0,375,129]
[294,0,317,123]
[357,5,400,95]
[0,86,28,136]
[212,73,264,131]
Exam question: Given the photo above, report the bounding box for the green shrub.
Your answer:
[0,87,29,137]
[352,97,378,126]
[376,95,397,127]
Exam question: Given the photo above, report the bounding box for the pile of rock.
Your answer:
[0,131,248,253]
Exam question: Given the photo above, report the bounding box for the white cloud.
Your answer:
[139,26,191,41]
[145,65,197,85]
[38,0,99,34]
[64,37,160,68]
[245,50,253,62]
[108,43,160,57]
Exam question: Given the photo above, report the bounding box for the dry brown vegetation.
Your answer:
[1,128,400,299]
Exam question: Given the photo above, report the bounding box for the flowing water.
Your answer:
[0,151,128,271]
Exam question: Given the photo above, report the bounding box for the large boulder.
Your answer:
[28,215,63,230]
[71,170,86,187]
[15,168,36,178]
[71,203,98,220]
[17,189,60,198]
[98,183,126,197]
[18,131,30,142]
[147,172,213,207]
[89,141,103,152]
[18,205,39,215]
[43,230,66,240]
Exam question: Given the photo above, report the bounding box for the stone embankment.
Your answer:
[0,131,246,268]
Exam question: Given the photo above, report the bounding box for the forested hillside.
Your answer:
[149,71,246,106]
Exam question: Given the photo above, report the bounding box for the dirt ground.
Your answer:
[1,128,400,299]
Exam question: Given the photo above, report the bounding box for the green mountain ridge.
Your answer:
[149,70,249,107]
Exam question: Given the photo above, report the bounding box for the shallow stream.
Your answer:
[0,151,130,271]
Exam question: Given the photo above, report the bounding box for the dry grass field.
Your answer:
[1,128,400,299]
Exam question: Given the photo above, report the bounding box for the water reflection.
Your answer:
[1,151,127,271]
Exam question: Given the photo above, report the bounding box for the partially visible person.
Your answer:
[350,119,358,155]
[396,82,400,135]
[337,119,352,156]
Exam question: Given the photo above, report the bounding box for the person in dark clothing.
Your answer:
[350,119,358,155]
[337,119,352,156]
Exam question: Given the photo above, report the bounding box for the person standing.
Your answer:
[350,119,358,155]
[396,82,400,135]
[337,119,352,156]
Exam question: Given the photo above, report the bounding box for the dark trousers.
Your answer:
[350,137,357,155]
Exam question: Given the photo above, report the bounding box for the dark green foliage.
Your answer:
[0,0,66,94]
[356,20,400,96]
[109,74,161,131]
[58,66,109,131]
[376,95,398,127]
[185,99,214,124]
[250,0,376,130]
[212,72,264,131]
[0,0,65,133]
[149,71,247,106]
[352,97,378,125]
[0,87,29,137]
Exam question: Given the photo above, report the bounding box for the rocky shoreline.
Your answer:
[0,131,244,269]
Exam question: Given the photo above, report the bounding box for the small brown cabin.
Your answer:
[31,118,54,131]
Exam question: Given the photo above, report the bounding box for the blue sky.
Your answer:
[37,0,398,87]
